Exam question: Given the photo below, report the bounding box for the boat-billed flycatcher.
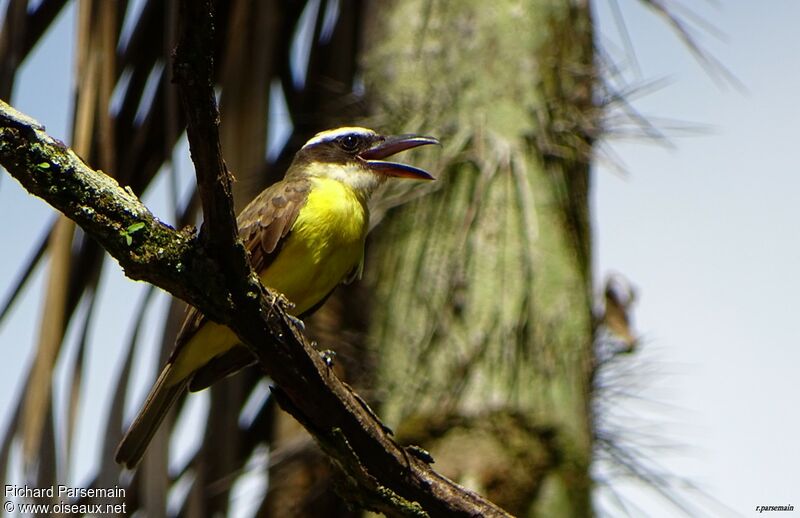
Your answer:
[115,127,439,468]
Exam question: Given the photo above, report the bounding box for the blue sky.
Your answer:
[1,1,798,516]
[593,1,800,516]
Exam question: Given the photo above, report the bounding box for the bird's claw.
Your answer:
[320,349,337,368]
[286,314,306,332]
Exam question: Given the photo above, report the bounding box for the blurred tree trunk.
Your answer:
[360,1,597,516]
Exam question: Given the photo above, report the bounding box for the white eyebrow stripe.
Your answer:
[302,127,377,148]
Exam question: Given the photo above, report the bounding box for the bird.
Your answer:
[602,273,639,353]
[115,127,439,468]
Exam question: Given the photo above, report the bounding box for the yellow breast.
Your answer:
[168,177,369,383]
[260,176,369,314]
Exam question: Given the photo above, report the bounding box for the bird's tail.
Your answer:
[115,365,187,469]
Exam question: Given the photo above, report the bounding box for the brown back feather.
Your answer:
[169,178,311,363]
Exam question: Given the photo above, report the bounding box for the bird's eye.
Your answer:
[337,135,361,153]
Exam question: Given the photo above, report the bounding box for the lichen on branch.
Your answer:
[0,100,207,300]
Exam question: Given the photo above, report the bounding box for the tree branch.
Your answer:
[0,52,511,518]
[173,0,239,254]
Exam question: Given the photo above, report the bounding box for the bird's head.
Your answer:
[288,127,439,194]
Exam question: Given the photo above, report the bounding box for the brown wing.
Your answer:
[117,179,312,465]
[238,177,311,272]
[169,178,311,363]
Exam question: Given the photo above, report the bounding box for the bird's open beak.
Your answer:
[359,134,440,180]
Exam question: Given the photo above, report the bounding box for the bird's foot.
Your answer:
[272,291,295,312]
[320,349,337,368]
[286,314,306,332]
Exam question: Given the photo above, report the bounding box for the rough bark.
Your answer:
[362,1,597,516]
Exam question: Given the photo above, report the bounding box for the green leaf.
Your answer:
[126,222,145,234]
